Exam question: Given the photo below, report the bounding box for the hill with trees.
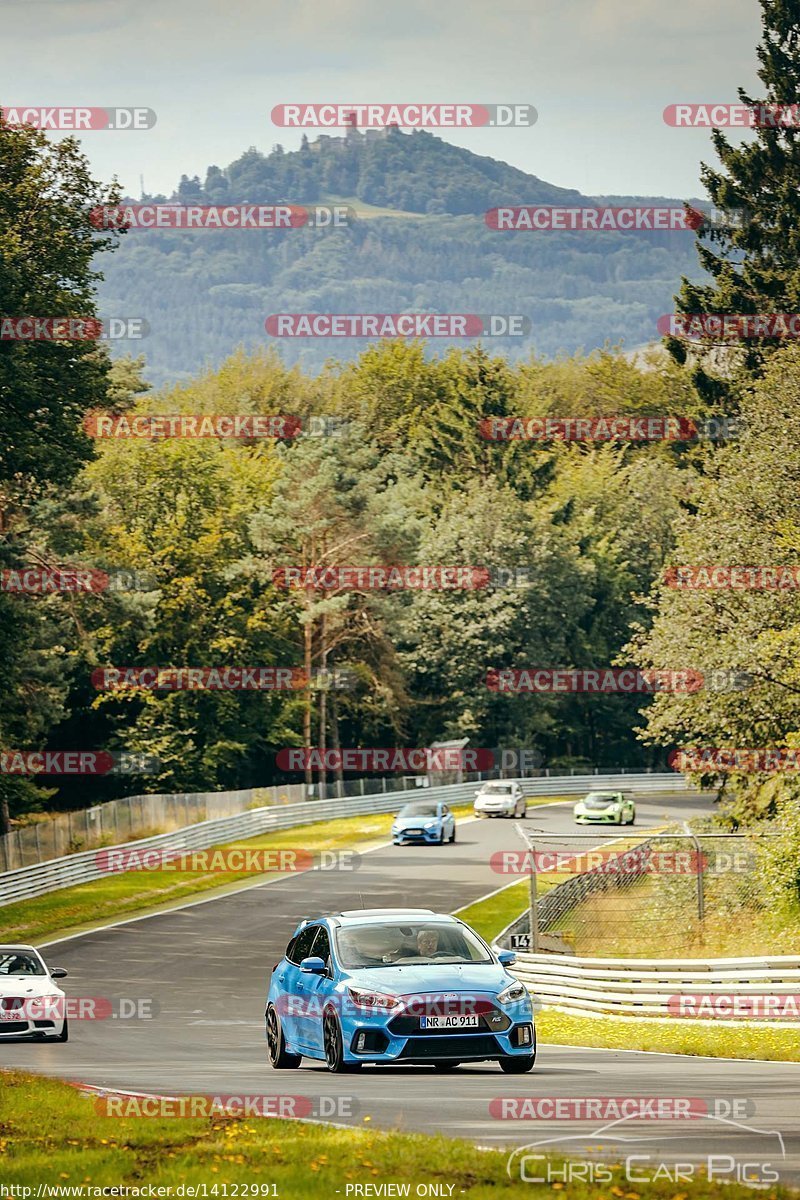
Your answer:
[97,129,704,386]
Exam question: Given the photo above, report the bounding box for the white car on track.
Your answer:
[0,945,69,1042]
[473,780,527,819]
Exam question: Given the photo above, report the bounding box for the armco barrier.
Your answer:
[509,952,800,1022]
[0,772,691,909]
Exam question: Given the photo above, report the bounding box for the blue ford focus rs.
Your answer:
[265,908,535,1073]
[391,800,456,845]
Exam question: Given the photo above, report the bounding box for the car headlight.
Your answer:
[497,981,528,1005]
[347,985,401,1010]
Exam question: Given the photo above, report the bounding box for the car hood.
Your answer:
[0,977,62,998]
[393,814,440,827]
[346,962,511,997]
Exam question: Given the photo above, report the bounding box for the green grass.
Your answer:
[456,876,562,942]
[2,1069,797,1198]
[537,1008,800,1062]
[0,806,474,945]
[555,878,800,959]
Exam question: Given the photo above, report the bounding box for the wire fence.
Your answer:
[500,826,786,960]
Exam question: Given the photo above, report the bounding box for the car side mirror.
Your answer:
[299,956,327,974]
[50,967,68,979]
[497,950,516,966]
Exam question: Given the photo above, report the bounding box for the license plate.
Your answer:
[420,1014,480,1029]
[405,828,422,835]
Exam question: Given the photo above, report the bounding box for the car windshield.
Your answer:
[482,783,512,794]
[583,793,620,808]
[335,922,492,968]
[399,803,438,817]
[0,951,45,976]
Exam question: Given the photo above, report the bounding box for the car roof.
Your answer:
[295,908,459,931]
[0,944,39,953]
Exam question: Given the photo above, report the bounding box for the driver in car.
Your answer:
[416,929,440,958]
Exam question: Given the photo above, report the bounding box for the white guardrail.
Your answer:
[511,953,800,1022]
[0,772,691,908]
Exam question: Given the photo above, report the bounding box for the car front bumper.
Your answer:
[392,826,443,843]
[0,1017,65,1039]
[341,996,535,1063]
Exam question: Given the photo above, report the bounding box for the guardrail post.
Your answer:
[529,840,539,952]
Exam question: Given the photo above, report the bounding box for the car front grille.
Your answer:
[389,1002,511,1036]
[397,1034,501,1060]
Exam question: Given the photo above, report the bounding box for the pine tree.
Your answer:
[668,1,800,402]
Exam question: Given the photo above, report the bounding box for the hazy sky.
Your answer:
[0,0,764,199]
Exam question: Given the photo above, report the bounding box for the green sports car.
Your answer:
[573,791,636,825]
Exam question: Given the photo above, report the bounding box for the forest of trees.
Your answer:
[2,0,800,892]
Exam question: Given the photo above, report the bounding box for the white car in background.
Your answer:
[0,945,69,1042]
[474,780,527,819]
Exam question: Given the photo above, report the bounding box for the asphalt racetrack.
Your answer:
[3,791,799,1183]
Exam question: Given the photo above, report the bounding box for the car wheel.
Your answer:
[54,1017,69,1043]
[266,1004,300,1069]
[499,1054,535,1074]
[449,826,456,843]
[438,829,445,844]
[629,811,636,825]
[323,1008,361,1073]
[434,1061,461,1070]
